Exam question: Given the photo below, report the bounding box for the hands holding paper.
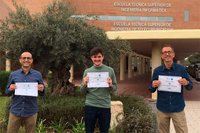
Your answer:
[107,77,113,89]
[152,80,161,88]
[37,84,44,92]
[83,75,113,89]
[9,84,17,91]
[9,84,44,92]
[152,78,189,88]
[83,76,89,87]
[178,78,189,86]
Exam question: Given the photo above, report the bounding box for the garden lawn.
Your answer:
[0,96,10,121]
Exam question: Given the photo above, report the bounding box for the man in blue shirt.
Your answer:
[5,52,45,133]
[149,44,193,133]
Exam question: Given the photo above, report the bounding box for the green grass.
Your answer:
[0,96,10,121]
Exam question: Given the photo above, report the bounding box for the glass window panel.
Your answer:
[99,16,109,20]
[185,10,189,21]
[141,17,149,21]
[109,16,125,20]
[149,17,157,21]
[158,17,173,21]
[72,15,173,21]
[158,17,166,21]
[126,16,140,20]
[166,17,173,21]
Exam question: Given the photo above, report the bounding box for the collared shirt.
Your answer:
[149,63,193,113]
[5,68,45,117]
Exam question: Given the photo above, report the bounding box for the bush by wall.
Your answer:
[5,92,85,126]
[111,94,157,133]
[37,93,85,126]
[0,71,12,95]
[4,91,157,132]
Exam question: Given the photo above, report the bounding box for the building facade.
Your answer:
[1,0,200,98]
[68,0,200,31]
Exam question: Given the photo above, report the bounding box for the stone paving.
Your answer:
[170,101,200,133]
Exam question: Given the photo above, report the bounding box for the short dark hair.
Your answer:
[161,44,174,52]
[90,47,104,56]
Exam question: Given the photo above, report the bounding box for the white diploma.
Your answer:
[87,72,109,88]
[15,82,38,97]
[158,75,182,93]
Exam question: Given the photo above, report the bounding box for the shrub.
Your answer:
[5,92,85,129]
[0,71,12,95]
[5,98,12,123]
[111,94,157,133]
[46,72,52,88]
[37,93,85,127]
[4,90,157,132]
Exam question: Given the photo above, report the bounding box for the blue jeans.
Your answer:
[85,105,111,133]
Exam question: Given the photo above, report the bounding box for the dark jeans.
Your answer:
[85,105,111,133]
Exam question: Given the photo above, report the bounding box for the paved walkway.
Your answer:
[170,101,200,133]
[171,79,200,133]
[73,72,200,133]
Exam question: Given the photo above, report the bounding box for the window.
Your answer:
[72,15,173,22]
[185,10,189,22]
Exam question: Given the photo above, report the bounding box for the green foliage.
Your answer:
[111,94,157,133]
[4,98,12,123]
[46,72,52,87]
[0,121,7,132]
[0,0,131,73]
[49,117,68,133]
[3,93,157,132]
[18,129,26,133]
[37,93,85,126]
[0,97,10,121]
[188,52,200,64]
[1,128,4,133]
[109,127,123,133]
[0,71,12,95]
[4,93,84,131]
[0,0,131,95]
[36,119,48,133]
[69,117,85,133]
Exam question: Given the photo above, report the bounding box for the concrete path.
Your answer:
[170,79,200,133]
[170,101,200,133]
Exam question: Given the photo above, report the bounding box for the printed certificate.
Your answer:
[87,72,109,88]
[158,75,182,93]
[15,82,38,97]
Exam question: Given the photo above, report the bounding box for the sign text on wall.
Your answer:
[111,22,173,31]
[114,2,171,13]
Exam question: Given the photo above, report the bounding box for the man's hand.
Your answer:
[38,84,44,92]
[152,80,161,88]
[178,78,189,86]
[9,84,17,91]
[83,76,89,87]
[107,77,113,89]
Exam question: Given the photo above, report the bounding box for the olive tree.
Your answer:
[0,0,131,95]
[188,52,200,64]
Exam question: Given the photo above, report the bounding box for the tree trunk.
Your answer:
[51,68,76,96]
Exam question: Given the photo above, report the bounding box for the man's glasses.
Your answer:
[162,51,174,55]
[21,57,32,60]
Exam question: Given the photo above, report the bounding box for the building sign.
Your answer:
[112,2,172,30]
[114,2,171,13]
[111,22,173,31]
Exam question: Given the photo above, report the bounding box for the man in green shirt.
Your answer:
[80,47,118,133]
